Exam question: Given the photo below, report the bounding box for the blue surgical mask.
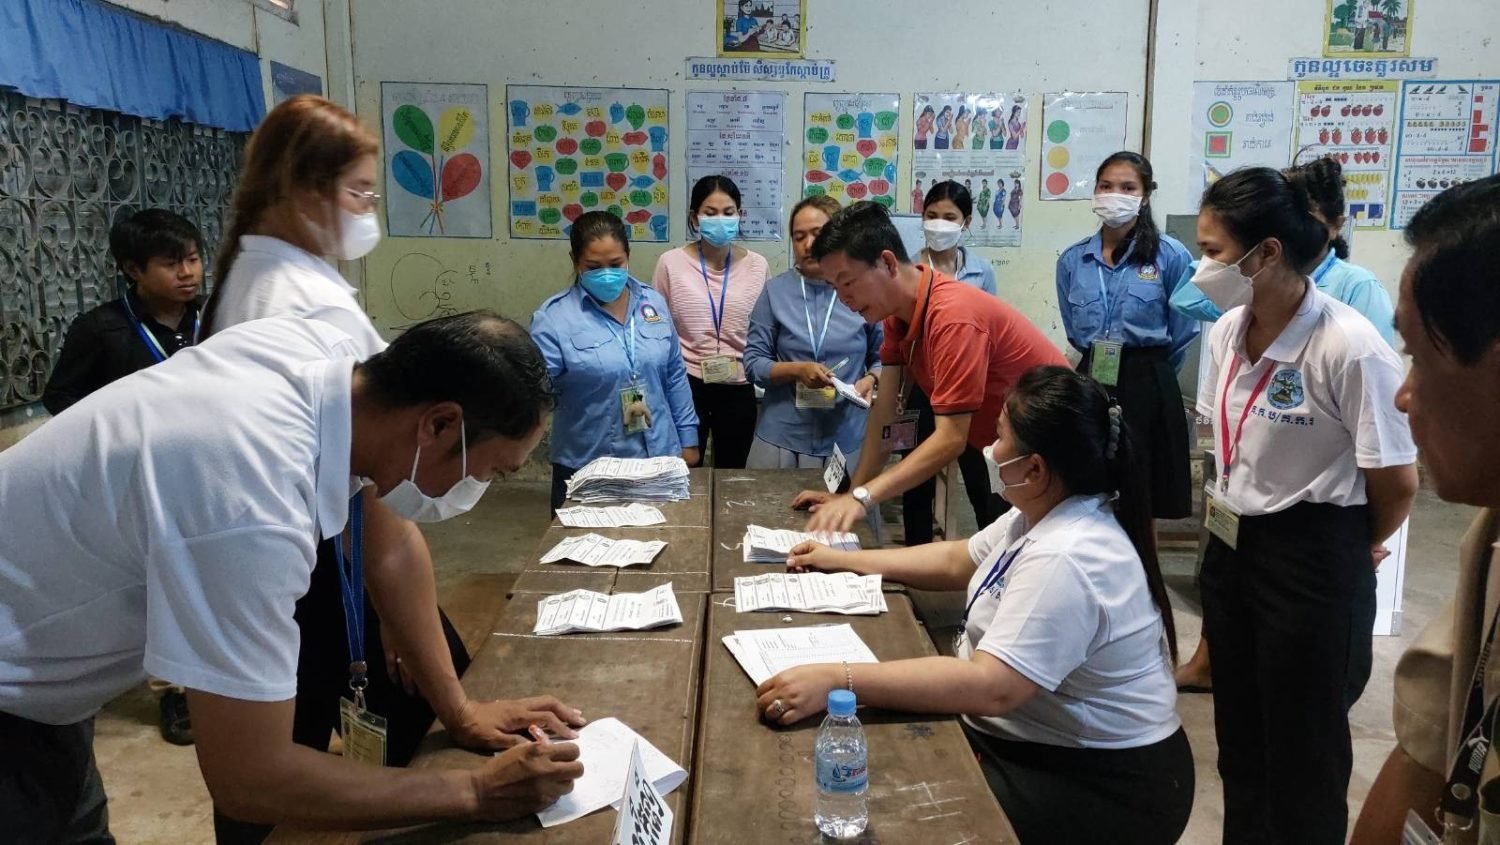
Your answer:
[697,215,740,247]
[579,266,629,303]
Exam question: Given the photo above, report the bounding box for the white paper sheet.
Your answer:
[610,740,673,845]
[555,503,667,528]
[564,456,691,503]
[540,533,667,567]
[537,718,687,827]
[533,584,683,635]
[742,525,859,563]
[735,572,888,615]
[723,623,879,686]
[831,376,870,408]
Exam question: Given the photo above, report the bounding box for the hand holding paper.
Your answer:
[537,717,686,827]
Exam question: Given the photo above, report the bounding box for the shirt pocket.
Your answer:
[636,318,677,373]
[1066,275,1104,338]
[568,329,617,380]
[1122,281,1166,331]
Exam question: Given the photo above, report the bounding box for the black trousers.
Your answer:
[900,387,1007,545]
[0,712,114,844]
[1078,345,1192,519]
[963,722,1194,845]
[1200,501,1375,845]
[214,537,472,844]
[687,375,756,469]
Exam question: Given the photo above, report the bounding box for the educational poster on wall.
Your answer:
[686,91,786,240]
[382,83,492,238]
[1391,80,1500,229]
[506,86,670,242]
[718,0,806,57]
[1294,80,1399,228]
[270,61,321,106]
[1040,93,1128,200]
[911,93,1026,246]
[801,93,900,209]
[1324,0,1412,59]
[1188,82,1295,204]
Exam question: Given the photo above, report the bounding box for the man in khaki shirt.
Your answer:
[1352,174,1500,843]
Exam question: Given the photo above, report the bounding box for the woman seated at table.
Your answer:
[743,195,881,470]
[756,366,1193,845]
[530,211,700,511]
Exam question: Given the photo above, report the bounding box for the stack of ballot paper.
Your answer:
[831,376,871,408]
[540,533,667,567]
[536,717,687,828]
[734,572,888,615]
[565,456,690,503]
[722,623,879,685]
[555,503,666,528]
[533,584,683,635]
[742,524,859,563]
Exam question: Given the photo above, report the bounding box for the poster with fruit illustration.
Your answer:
[382,83,492,238]
[506,86,670,242]
[1390,80,1500,230]
[1293,80,1399,229]
[801,93,900,211]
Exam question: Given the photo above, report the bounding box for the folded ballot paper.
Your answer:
[564,456,690,503]
[540,533,667,567]
[734,572,888,615]
[723,623,879,686]
[533,584,683,636]
[536,717,686,828]
[555,503,666,528]
[742,524,859,563]
[831,376,871,409]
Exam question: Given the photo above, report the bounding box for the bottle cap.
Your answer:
[827,688,856,716]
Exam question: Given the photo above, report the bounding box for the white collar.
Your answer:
[313,358,357,540]
[997,493,1113,553]
[1233,280,1323,364]
[239,235,356,295]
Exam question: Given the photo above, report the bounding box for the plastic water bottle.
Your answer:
[814,689,869,839]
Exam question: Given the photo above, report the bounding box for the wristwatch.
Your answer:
[851,486,873,512]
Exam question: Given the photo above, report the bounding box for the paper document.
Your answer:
[537,717,687,827]
[565,456,690,503]
[610,740,673,845]
[735,572,888,615]
[556,503,667,528]
[723,623,879,685]
[832,376,870,408]
[742,524,859,563]
[533,584,683,635]
[540,533,667,567]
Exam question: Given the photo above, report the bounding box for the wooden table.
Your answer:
[711,469,891,594]
[268,595,707,844]
[690,595,1015,844]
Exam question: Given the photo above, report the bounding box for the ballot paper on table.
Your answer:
[831,376,871,409]
[564,456,690,503]
[610,740,673,845]
[532,584,683,635]
[538,717,687,828]
[722,623,879,686]
[555,503,667,528]
[742,524,859,563]
[734,572,888,615]
[540,533,667,567]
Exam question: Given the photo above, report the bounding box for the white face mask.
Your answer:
[1092,193,1143,229]
[922,219,964,252]
[1190,243,1265,312]
[335,208,382,260]
[982,444,1034,501]
[378,420,490,523]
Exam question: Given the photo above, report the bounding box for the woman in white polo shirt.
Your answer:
[1190,167,1419,845]
[757,366,1192,845]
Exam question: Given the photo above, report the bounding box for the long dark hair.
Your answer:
[1095,151,1161,267]
[1200,167,1328,273]
[1285,155,1349,259]
[687,174,743,238]
[1005,366,1178,664]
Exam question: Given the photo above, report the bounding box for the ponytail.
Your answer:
[1104,400,1178,665]
[1096,151,1162,267]
[1285,155,1350,261]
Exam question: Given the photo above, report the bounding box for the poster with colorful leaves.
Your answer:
[381,83,491,238]
[505,86,670,242]
[801,93,900,209]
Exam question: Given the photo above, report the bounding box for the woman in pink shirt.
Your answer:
[651,175,769,468]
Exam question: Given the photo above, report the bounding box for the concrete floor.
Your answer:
[91,480,1475,843]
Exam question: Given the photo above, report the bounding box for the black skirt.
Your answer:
[1079,344,1192,519]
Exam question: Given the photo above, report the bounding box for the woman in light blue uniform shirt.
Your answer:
[744,195,881,470]
[1055,152,1196,519]
[530,211,700,510]
[1170,156,1395,345]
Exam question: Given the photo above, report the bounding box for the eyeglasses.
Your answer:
[344,187,382,209]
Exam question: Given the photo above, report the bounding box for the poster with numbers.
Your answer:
[1391,80,1499,229]
[801,93,900,209]
[505,86,670,241]
[1293,80,1399,228]
[686,90,786,240]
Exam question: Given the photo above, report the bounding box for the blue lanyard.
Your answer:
[332,493,367,696]
[698,247,731,349]
[962,544,1025,627]
[1094,263,1122,343]
[603,306,638,380]
[120,295,195,364]
[799,275,837,363]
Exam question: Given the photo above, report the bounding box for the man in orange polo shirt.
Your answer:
[796,201,1066,533]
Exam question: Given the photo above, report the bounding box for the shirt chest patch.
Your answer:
[1267,368,1305,410]
[1137,263,1159,281]
[639,303,662,323]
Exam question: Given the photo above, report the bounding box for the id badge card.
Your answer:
[1204,490,1242,550]
[1090,339,1123,387]
[823,444,848,493]
[619,386,652,434]
[795,382,837,409]
[1401,810,1440,845]
[339,697,388,766]
[881,410,920,451]
[701,355,736,384]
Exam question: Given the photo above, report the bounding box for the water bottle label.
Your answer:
[816,758,868,793]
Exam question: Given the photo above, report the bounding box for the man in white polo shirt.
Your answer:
[0,312,581,842]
